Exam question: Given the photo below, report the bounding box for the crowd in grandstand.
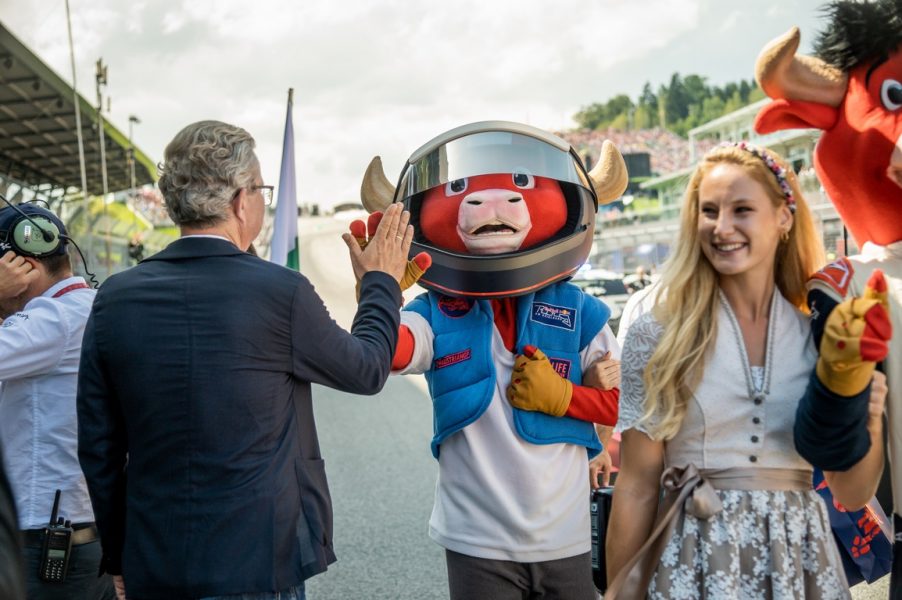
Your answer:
[560,127,718,177]
[130,188,172,226]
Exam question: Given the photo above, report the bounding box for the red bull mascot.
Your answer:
[754,0,900,592]
[352,121,627,599]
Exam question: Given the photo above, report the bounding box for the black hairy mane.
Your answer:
[814,0,902,70]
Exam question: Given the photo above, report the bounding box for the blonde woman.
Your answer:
[604,143,851,599]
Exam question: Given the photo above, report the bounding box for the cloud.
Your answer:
[2,0,825,208]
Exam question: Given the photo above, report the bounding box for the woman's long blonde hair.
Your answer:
[639,144,825,440]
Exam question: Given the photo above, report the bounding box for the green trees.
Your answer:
[573,73,762,137]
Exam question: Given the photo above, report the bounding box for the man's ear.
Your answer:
[232,189,249,225]
[21,256,40,270]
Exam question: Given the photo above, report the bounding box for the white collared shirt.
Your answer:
[181,234,234,243]
[0,276,97,528]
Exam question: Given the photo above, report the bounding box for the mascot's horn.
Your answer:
[361,156,396,213]
[588,140,629,205]
[755,27,847,107]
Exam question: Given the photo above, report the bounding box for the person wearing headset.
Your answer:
[0,202,113,600]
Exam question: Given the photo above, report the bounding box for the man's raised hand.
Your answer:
[344,203,431,289]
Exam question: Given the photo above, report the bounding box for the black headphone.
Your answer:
[0,195,65,258]
[0,194,99,288]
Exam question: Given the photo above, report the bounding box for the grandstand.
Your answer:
[560,127,719,178]
[0,21,175,279]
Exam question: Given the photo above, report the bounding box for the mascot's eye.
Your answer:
[445,178,468,195]
[880,79,902,111]
[512,173,535,189]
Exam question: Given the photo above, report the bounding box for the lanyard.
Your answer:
[51,282,90,298]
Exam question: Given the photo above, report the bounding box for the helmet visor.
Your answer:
[399,131,591,199]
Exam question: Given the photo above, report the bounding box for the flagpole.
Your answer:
[65,0,91,264]
[269,88,300,270]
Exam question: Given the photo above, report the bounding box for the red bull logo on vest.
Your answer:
[530,302,576,331]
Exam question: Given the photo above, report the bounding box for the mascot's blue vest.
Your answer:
[405,282,610,459]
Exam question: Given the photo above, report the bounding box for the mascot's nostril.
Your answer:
[467,200,483,206]
[508,197,521,203]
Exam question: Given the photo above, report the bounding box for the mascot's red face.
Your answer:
[815,58,902,239]
[754,9,902,247]
[419,173,568,255]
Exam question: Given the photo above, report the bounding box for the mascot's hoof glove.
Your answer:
[401,252,432,290]
[817,270,892,396]
[349,217,371,249]
[348,211,388,251]
[506,345,572,417]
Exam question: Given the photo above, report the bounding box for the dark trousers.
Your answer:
[23,540,114,600]
[446,549,596,600]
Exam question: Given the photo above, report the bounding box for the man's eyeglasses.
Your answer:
[232,184,274,206]
[251,185,275,206]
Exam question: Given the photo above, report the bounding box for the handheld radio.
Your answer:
[39,489,73,583]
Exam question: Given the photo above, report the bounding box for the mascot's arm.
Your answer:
[794,269,891,471]
[567,384,619,426]
[392,325,416,370]
[506,345,619,425]
[824,371,888,509]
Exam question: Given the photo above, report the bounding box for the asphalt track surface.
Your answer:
[299,216,447,599]
[295,216,889,599]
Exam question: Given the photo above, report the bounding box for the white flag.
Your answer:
[269,88,299,270]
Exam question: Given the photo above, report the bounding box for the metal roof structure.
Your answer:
[0,21,156,197]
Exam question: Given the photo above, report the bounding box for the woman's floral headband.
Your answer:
[719,141,796,213]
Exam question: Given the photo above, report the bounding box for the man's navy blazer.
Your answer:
[77,237,401,599]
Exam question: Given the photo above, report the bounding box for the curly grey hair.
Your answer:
[157,120,259,228]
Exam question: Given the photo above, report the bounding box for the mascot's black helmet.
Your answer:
[360,121,628,298]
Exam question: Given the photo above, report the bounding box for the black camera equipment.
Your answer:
[590,486,614,593]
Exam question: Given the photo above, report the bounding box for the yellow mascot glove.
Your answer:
[349,212,431,301]
[400,254,430,290]
[506,345,572,417]
[816,270,892,396]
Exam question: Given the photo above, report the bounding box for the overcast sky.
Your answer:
[1,0,827,209]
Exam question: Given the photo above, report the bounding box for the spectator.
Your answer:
[0,204,113,600]
[77,120,414,600]
[126,234,144,264]
[623,265,652,294]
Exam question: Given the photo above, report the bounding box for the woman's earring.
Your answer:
[780,228,790,243]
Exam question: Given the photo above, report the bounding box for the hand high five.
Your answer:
[342,203,419,285]
[344,203,431,289]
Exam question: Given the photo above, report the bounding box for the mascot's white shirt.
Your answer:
[398,311,619,562]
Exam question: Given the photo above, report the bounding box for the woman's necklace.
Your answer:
[717,288,778,400]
